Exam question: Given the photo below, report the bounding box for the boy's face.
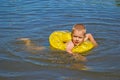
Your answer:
[72,30,85,46]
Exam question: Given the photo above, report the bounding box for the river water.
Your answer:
[0,0,120,80]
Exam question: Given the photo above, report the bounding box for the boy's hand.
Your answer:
[70,54,87,62]
[78,54,87,62]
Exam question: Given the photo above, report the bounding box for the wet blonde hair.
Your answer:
[71,24,86,36]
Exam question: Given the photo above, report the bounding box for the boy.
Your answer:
[18,24,98,61]
[66,24,98,61]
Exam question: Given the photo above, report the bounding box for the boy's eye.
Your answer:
[73,36,77,38]
[79,37,84,38]
[73,35,84,39]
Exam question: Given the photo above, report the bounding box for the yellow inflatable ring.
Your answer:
[49,31,94,54]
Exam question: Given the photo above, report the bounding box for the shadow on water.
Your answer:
[115,0,120,6]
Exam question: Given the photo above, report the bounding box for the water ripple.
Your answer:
[0,0,120,80]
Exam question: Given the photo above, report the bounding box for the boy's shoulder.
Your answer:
[66,41,74,46]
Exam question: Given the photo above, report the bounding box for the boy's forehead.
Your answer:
[74,30,85,33]
[73,30,85,36]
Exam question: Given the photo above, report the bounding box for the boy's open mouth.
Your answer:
[74,41,79,44]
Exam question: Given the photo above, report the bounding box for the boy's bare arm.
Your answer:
[86,33,98,47]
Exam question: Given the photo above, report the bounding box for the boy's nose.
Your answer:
[76,37,79,40]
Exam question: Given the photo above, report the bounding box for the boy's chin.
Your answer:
[75,42,83,46]
[74,43,80,46]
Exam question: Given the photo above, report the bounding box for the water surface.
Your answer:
[0,0,120,80]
